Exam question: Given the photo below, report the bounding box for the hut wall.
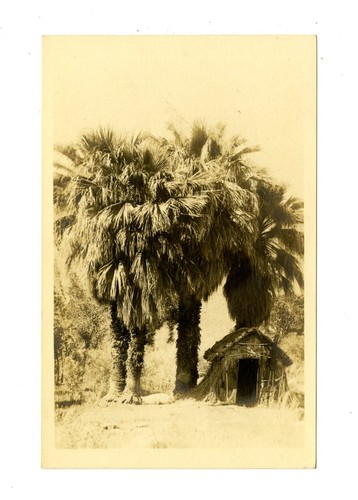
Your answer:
[257,357,289,404]
[216,348,287,404]
[191,331,291,405]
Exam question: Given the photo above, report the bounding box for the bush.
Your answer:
[54,261,111,406]
[279,333,304,404]
[269,293,304,336]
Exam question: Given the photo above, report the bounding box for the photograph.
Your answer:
[42,35,316,468]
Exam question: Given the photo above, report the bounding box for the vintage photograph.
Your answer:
[42,35,316,468]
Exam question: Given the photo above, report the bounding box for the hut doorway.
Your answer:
[236,358,259,406]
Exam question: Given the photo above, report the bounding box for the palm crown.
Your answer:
[223,172,304,328]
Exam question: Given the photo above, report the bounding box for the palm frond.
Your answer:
[274,249,304,289]
[167,123,186,147]
[231,143,260,159]
[285,196,304,212]
[54,215,75,245]
[54,144,79,163]
[190,122,209,157]
[79,127,116,157]
[270,201,303,227]
[176,195,208,218]
[265,227,304,256]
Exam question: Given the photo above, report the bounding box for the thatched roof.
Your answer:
[204,327,293,367]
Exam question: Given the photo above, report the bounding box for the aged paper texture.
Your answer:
[42,35,316,468]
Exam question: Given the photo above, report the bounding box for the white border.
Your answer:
[1,1,357,498]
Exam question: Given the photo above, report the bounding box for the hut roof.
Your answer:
[204,327,293,367]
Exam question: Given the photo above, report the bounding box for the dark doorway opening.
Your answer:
[236,358,259,406]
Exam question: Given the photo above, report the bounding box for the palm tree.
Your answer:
[223,173,304,329]
[175,125,304,331]
[54,129,169,402]
[160,123,259,393]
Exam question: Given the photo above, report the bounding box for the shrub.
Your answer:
[54,261,111,406]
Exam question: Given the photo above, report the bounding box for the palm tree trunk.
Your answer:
[123,327,147,404]
[174,295,201,395]
[104,301,131,401]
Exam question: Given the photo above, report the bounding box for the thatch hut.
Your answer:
[191,327,293,406]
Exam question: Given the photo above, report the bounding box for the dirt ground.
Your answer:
[55,399,304,449]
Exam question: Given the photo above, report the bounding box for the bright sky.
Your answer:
[44,35,316,199]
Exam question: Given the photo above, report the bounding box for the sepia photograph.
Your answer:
[42,35,316,468]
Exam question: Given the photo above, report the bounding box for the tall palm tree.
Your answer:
[160,123,259,393]
[223,172,304,329]
[54,129,170,402]
[174,125,304,331]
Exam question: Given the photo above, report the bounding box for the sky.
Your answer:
[44,35,316,199]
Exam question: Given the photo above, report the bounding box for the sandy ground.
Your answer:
[55,399,304,449]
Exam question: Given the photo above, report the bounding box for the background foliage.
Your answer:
[54,261,112,406]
